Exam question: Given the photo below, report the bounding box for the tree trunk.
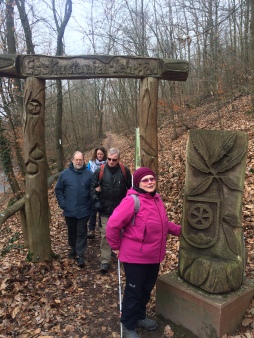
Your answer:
[0,117,20,193]
[15,0,35,54]
[53,0,72,171]
[67,80,79,149]
[250,0,254,109]
[5,0,29,238]
[139,77,158,176]
[4,0,25,180]
[55,79,65,171]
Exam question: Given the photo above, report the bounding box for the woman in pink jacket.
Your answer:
[106,167,181,338]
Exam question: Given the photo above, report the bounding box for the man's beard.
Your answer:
[74,164,82,169]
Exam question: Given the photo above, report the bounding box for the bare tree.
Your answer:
[52,0,72,171]
[251,0,254,109]
[0,0,23,193]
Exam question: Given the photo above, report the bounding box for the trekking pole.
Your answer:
[118,259,123,338]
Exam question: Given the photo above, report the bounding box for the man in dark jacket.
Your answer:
[55,151,93,268]
[91,148,132,272]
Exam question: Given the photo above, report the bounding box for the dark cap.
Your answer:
[133,167,156,187]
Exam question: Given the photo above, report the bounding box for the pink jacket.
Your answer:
[106,188,181,264]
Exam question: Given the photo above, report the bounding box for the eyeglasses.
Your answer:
[107,157,118,162]
[140,177,156,183]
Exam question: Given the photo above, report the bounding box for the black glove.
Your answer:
[94,200,102,211]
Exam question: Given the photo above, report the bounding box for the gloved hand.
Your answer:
[94,200,102,211]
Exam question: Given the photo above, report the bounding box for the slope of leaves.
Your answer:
[0,96,254,337]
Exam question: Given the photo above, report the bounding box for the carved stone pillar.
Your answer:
[178,129,248,293]
[23,77,51,262]
[139,77,158,175]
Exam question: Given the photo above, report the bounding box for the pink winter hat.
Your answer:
[133,167,156,187]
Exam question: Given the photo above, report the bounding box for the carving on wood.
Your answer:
[0,54,189,81]
[178,130,248,293]
[24,85,45,175]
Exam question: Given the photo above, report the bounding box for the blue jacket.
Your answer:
[55,162,93,218]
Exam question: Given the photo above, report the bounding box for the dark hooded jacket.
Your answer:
[55,162,93,218]
[90,163,132,217]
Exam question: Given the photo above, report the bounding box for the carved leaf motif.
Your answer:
[217,148,246,173]
[188,176,214,196]
[191,133,209,163]
[211,133,236,164]
[222,222,240,255]
[187,156,210,173]
[223,214,241,228]
[188,233,213,246]
[183,258,209,286]
[26,161,38,175]
[220,176,242,191]
[30,145,44,160]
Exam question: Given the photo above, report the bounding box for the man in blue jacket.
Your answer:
[55,151,93,268]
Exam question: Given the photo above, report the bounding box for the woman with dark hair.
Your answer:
[87,147,107,239]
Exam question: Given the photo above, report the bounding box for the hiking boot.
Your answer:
[99,263,110,273]
[122,325,140,338]
[68,248,76,259]
[87,230,95,239]
[136,317,158,331]
[77,256,85,268]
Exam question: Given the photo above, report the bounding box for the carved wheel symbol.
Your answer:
[187,203,213,229]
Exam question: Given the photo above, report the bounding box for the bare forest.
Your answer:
[1,0,254,176]
[0,0,254,337]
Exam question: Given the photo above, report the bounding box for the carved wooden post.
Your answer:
[139,77,159,175]
[179,129,248,293]
[23,77,51,262]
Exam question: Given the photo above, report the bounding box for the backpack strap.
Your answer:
[119,163,127,180]
[98,164,105,182]
[98,163,127,182]
[130,194,140,225]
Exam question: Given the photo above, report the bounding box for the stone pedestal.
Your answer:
[156,272,254,338]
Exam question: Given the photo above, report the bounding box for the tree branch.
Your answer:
[0,172,60,227]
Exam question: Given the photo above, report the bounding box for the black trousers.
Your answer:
[65,216,89,256]
[88,204,96,231]
[121,262,160,330]
[88,205,101,231]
